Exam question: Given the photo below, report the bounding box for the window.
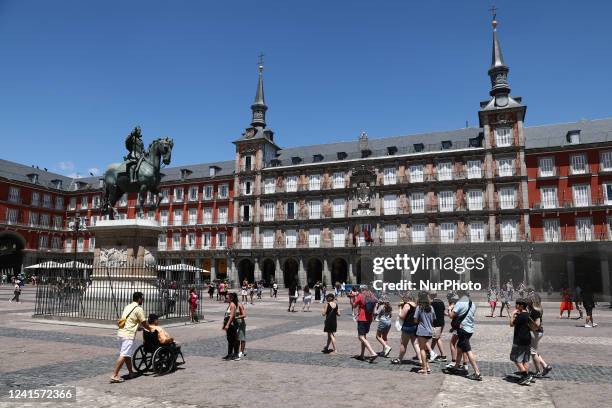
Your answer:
[92,195,100,208]
[146,211,155,221]
[201,185,213,200]
[54,215,63,229]
[383,225,397,244]
[241,181,252,196]
[240,230,251,249]
[539,157,555,177]
[540,187,558,209]
[383,195,397,215]
[202,232,211,249]
[55,196,63,210]
[90,215,98,227]
[77,237,84,252]
[601,151,612,172]
[161,189,169,203]
[467,160,482,179]
[499,187,516,209]
[438,191,454,212]
[309,174,321,190]
[160,210,169,226]
[570,154,588,175]
[576,217,592,241]
[286,230,297,248]
[158,235,167,250]
[286,202,295,220]
[241,205,251,222]
[543,219,560,242]
[188,208,197,225]
[501,219,518,242]
[411,224,425,243]
[568,131,580,145]
[333,172,344,189]
[263,230,274,248]
[495,126,513,147]
[39,194,50,208]
[410,165,424,183]
[172,233,181,250]
[603,184,612,205]
[440,223,455,243]
[29,211,39,226]
[332,198,345,218]
[65,237,72,252]
[31,192,40,206]
[89,237,95,251]
[8,186,20,203]
[264,178,275,194]
[497,157,514,177]
[286,176,298,192]
[383,168,397,185]
[203,208,213,224]
[51,236,61,250]
[437,161,453,181]
[308,229,320,248]
[608,217,612,240]
[467,189,484,211]
[40,214,49,228]
[218,207,228,224]
[263,202,275,221]
[244,155,253,171]
[218,184,229,198]
[469,222,485,243]
[6,208,18,224]
[38,235,48,249]
[173,209,182,226]
[79,196,87,209]
[333,228,345,247]
[69,197,77,210]
[411,192,425,214]
[189,186,198,201]
[216,232,226,248]
[572,184,590,207]
[307,200,320,219]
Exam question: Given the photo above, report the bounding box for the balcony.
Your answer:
[531,230,609,243]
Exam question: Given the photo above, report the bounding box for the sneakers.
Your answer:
[445,362,455,369]
[232,355,241,361]
[467,372,483,381]
[592,323,598,327]
[435,355,448,362]
[238,352,244,358]
[585,324,592,328]
[518,374,533,385]
[383,345,392,358]
[429,351,438,363]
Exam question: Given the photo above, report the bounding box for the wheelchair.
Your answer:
[133,329,185,375]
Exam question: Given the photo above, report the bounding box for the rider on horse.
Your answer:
[124,126,145,183]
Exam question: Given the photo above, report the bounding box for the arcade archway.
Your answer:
[499,254,525,287]
[0,231,26,276]
[331,257,348,285]
[306,258,322,287]
[283,258,299,288]
[237,258,255,284]
[262,258,275,285]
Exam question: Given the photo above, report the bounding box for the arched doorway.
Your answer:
[238,258,255,284]
[331,258,348,285]
[468,254,489,287]
[0,232,26,276]
[262,258,276,285]
[283,258,299,288]
[499,254,525,287]
[306,258,322,287]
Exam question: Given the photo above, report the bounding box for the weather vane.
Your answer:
[258,52,265,69]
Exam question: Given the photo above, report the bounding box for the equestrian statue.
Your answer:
[101,126,174,219]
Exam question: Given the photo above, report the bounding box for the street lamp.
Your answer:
[68,213,87,277]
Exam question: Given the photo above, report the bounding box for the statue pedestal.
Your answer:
[82,219,165,320]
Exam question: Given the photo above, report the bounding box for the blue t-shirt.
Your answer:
[414,306,436,337]
[453,298,476,334]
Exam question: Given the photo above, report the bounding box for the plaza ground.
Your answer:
[1,286,612,407]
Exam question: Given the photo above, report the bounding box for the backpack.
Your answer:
[365,296,377,314]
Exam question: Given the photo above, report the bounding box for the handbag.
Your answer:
[117,305,138,329]
[394,317,403,332]
[450,300,472,332]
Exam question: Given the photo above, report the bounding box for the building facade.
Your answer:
[1,17,611,298]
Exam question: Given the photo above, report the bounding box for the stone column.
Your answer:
[275,258,285,287]
[298,257,307,287]
[229,257,238,288]
[348,260,357,284]
[431,265,440,283]
[254,257,262,282]
[566,257,575,289]
[528,254,543,291]
[322,258,332,286]
[601,256,610,299]
[491,254,499,287]
[210,257,217,282]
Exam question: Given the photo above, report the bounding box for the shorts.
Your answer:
[456,328,473,352]
[118,337,136,358]
[584,304,593,317]
[530,331,543,354]
[303,296,312,304]
[510,344,531,363]
[489,301,497,308]
[237,320,247,342]
[401,324,417,335]
[357,321,372,336]
[377,320,391,333]
[432,326,443,339]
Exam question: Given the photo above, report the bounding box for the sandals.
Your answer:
[367,356,378,364]
[354,355,366,361]
[390,358,402,365]
[109,377,124,384]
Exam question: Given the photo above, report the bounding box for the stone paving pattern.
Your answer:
[1,286,612,407]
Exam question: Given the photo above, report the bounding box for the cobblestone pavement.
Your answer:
[1,287,612,407]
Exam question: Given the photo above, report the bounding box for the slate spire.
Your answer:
[488,13,511,99]
[251,56,267,128]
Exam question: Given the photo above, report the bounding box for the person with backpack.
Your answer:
[9,282,21,303]
[352,285,378,363]
[509,298,533,385]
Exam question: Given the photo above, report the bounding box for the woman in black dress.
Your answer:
[314,282,321,302]
[322,293,340,354]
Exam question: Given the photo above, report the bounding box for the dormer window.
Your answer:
[387,146,398,155]
[337,152,347,160]
[567,130,581,145]
[361,149,371,158]
[51,179,63,189]
[469,136,482,148]
[270,158,281,167]
[180,168,192,180]
[291,156,302,165]
[413,143,424,153]
[27,173,39,184]
[441,140,452,150]
[209,166,220,177]
[313,154,324,163]
[98,179,104,188]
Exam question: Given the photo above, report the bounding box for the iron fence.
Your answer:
[32,261,205,321]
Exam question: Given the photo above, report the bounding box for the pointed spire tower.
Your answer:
[251,58,267,128]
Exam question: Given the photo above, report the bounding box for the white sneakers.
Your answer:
[429,351,438,362]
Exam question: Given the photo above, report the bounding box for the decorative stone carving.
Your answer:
[98,247,155,268]
[350,165,377,216]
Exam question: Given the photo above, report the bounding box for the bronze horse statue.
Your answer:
[101,137,174,219]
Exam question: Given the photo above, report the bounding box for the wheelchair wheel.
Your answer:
[133,345,151,373]
[152,347,173,375]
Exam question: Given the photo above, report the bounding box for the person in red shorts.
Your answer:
[559,287,573,319]
[350,285,378,363]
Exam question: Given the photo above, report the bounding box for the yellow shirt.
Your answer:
[117,302,146,339]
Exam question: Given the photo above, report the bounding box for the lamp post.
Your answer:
[68,213,87,278]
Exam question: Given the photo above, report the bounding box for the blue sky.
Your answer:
[1,0,611,178]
